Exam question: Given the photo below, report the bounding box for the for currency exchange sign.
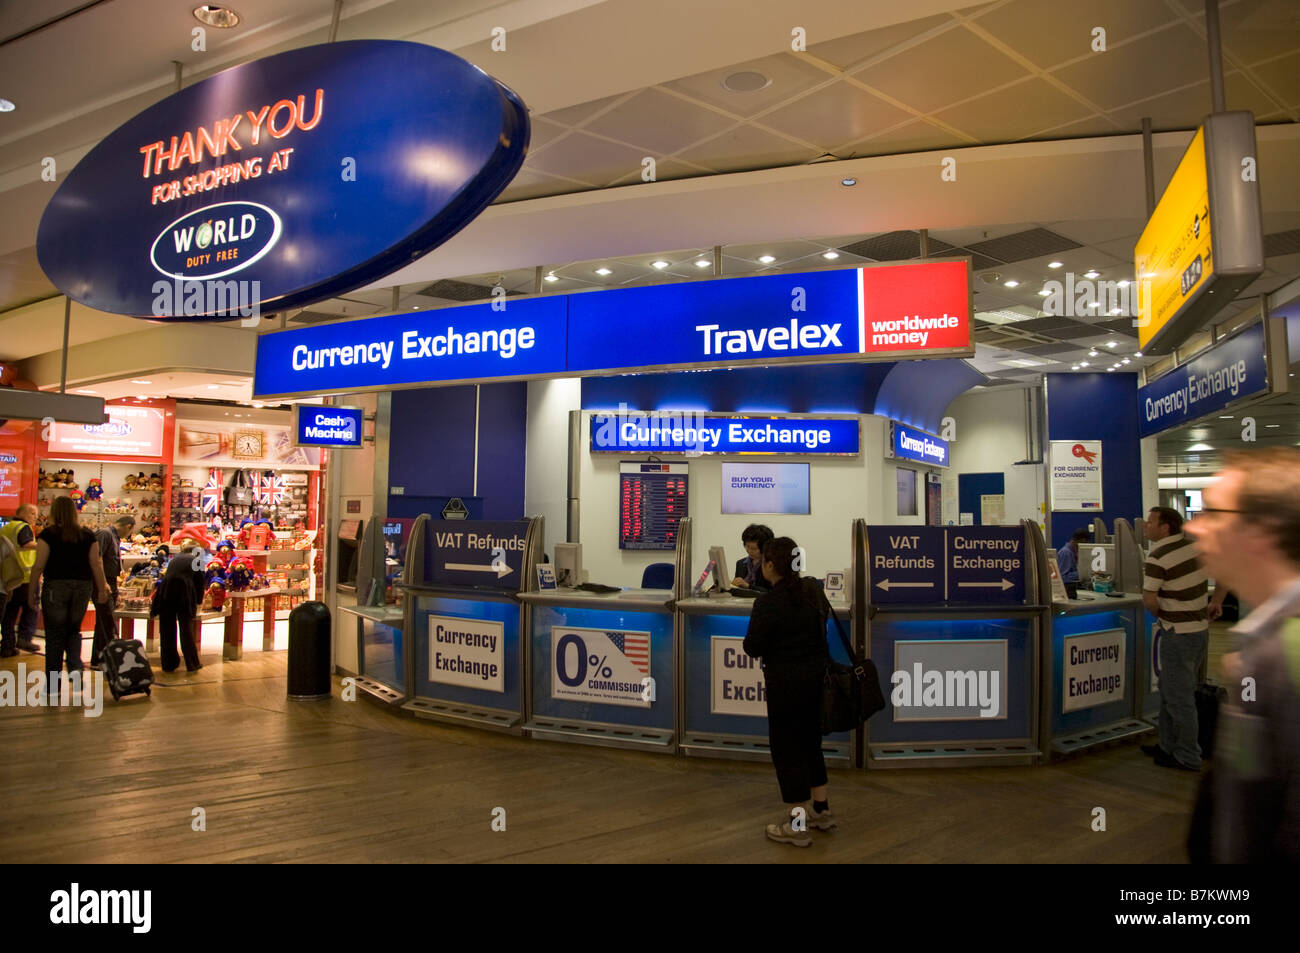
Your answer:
[253,260,973,398]
[37,41,529,319]
[868,526,1026,605]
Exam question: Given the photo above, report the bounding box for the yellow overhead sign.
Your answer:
[1135,127,1213,352]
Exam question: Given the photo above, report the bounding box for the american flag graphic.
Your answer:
[202,469,223,514]
[258,474,286,506]
[607,630,650,675]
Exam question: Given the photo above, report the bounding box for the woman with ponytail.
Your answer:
[743,536,835,847]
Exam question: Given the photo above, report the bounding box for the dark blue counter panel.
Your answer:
[868,616,1035,744]
[529,603,674,731]
[413,594,522,714]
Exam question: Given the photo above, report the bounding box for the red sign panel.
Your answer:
[47,404,166,457]
[0,449,23,509]
[859,260,972,354]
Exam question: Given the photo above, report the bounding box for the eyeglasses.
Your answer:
[1189,507,1243,518]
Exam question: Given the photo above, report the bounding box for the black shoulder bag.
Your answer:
[821,603,886,735]
[226,469,253,506]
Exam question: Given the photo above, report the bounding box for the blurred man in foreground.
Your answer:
[1186,448,1300,863]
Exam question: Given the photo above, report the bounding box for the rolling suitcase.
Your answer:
[1196,681,1227,759]
[101,638,154,700]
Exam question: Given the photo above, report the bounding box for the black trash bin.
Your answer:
[288,601,332,700]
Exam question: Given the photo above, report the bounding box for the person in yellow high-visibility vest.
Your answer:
[0,503,39,657]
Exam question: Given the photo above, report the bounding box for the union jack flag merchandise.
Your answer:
[259,473,286,506]
[202,469,223,514]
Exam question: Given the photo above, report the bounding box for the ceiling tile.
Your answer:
[581,88,735,155]
[809,13,956,70]
[663,52,834,119]
[972,0,1180,71]
[1225,69,1293,117]
[604,158,711,188]
[966,227,1083,264]
[853,27,1030,114]
[541,92,630,128]
[1217,0,1300,65]
[496,167,585,203]
[932,78,1093,143]
[674,123,819,173]
[525,131,650,187]
[839,118,963,157]
[526,116,569,152]
[1029,113,1126,139]
[760,80,913,150]
[1051,23,1210,112]
[1248,49,1300,106]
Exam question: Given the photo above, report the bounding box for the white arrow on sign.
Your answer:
[875,579,935,592]
[956,578,1014,591]
[445,561,514,578]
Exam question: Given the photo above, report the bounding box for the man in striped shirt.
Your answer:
[1142,506,1209,771]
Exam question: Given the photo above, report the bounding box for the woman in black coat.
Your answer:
[743,536,834,847]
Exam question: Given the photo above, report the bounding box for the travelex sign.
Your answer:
[1137,323,1267,437]
[294,405,362,448]
[37,41,529,319]
[888,421,949,467]
[591,411,860,455]
[253,260,972,397]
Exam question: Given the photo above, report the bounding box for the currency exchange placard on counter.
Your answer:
[867,525,1027,605]
[552,626,652,709]
[428,615,504,692]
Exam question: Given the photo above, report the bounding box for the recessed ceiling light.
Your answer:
[1004,280,1019,288]
[694,260,711,269]
[822,251,840,260]
[1080,361,1090,367]
[207,384,220,389]
[1111,308,1123,314]
[0,98,15,113]
[1266,424,1280,428]
[130,379,151,384]
[193,5,240,28]
[75,389,96,394]
[1106,341,1118,347]
[544,273,559,282]
[1218,415,1234,419]
[1088,350,1099,357]
[595,267,612,276]
[758,255,776,264]
[1071,365,1080,370]
[136,395,149,400]
[1048,261,1063,269]
[1117,279,1130,288]
[1085,270,1100,279]
[1188,442,1214,452]
[1121,359,1130,365]
[411,306,419,310]
[1106,367,1116,372]
[841,177,856,187]
[651,260,670,269]
[1134,352,1143,357]
[721,70,771,93]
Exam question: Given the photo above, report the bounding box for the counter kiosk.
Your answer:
[397,516,539,731]
[677,518,862,765]
[864,520,1043,768]
[1039,519,1152,758]
[518,519,685,752]
[341,516,409,707]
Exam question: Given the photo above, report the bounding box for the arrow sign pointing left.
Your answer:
[445,561,514,578]
[956,579,1014,591]
[875,579,935,592]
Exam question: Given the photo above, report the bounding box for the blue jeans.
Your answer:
[1157,626,1208,768]
[40,579,93,677]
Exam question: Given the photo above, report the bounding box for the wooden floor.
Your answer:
[0,626,1235,864]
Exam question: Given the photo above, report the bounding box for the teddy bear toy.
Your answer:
[85,478,104,501]
[38,468,51,488]
[207,580,228,610]
[68,489,85,511]
[226,558,255,591]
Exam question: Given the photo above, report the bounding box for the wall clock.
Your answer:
[232,430,265,460]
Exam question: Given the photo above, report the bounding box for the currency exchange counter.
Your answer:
[1042,591,1152,757]
[519,587,676,751]
[864,522,1044,768]
[677,592,855,763]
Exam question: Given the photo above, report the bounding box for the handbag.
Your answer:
[226,469,254,506]
[821,604,886,735]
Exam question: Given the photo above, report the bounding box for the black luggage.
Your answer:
[1196,681,1227,759]
[101,638,154,700]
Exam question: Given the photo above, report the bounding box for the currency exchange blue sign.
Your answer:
[37,40,529,319]
[590,413,860,455]
[1137,324,1268,437]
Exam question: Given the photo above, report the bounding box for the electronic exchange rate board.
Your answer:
[619,462,688,550]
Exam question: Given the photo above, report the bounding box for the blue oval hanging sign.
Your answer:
[37,40,529,320]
